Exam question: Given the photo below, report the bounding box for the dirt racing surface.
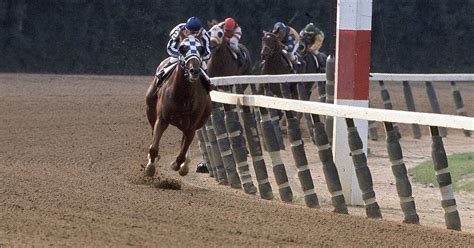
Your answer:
[1,73,473,247]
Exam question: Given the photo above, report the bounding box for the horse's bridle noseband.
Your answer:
[180,54,201,79]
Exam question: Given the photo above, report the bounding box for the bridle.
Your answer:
[179,36,203,80]
[208,26,225,53]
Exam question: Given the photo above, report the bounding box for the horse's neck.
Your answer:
[304,52,319,72]
[263,48,290,74]
[216,42,231,54]
[170,65,195,98]
[208,43,236,77]
[211,44,232,62]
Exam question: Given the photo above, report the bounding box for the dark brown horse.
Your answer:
[144,36,212,177]
[207,25,252,77]
[299,43,327,98]
[260,31,305,98]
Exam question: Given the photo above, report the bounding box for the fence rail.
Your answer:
[211,73,474,86]
[210,91,474,131]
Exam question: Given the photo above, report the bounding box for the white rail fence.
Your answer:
[201,73,473,231]
[211,73,474,86]
[210,73,474,131]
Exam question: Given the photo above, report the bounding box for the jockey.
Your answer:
[272,22,301,68]
[299,22,325,54]
[217,17,244,66]
[155,16,212,91]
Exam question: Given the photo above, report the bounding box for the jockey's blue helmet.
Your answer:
[273,22,286,31]
[185,17,202,32]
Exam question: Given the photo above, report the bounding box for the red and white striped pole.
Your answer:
[333,0,373,205]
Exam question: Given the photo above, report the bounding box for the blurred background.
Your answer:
[1,0,473,75]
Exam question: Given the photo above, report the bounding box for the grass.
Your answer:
[409,152,474,192]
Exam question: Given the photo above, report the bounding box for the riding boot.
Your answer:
[230,46,245,67]
[155,69,165,88]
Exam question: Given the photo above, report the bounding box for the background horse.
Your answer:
[260,31,305,99]
[298,43,327,99]
[207,25,252,78]
[144,36,212,177]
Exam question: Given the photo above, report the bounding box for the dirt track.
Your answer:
[1,74,473,246]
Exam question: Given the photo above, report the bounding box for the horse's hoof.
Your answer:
[144,163,156,177]
[170,161,179,171]
[243,183,258,194]
[178,159,190,176]
[178,164,189,176]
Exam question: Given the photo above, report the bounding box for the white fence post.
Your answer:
[333,0,373,205]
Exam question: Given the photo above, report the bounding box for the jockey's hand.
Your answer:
[224,37,231,43]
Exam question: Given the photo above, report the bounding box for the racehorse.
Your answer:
[207,25,252,78]
[260,31,305,99]
[298,42,327,99]
[144,36,212,177]
[206,24,259,194]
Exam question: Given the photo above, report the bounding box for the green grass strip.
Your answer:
[409,152,474,192]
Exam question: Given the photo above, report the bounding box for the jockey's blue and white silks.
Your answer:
[166,23,211,61]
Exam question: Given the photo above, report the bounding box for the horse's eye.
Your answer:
[217,31,223,38]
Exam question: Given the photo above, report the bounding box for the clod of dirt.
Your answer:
[153,177,181,190]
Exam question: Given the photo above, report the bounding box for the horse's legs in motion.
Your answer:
[145,79,158,133]
[170,130,195,176]
[145,118,169,177]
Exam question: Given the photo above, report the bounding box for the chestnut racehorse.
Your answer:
[144,36,212,177]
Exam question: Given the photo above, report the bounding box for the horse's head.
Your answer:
[208,25,225,51]
[260,31,281,61]
[178,36,203,82]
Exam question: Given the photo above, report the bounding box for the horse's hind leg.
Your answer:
[145,118,169,177]
[170,131,195,176]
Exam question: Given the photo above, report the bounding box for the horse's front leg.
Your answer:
[145,78,158,133]
[170,130,195,176]
[145,118,169,177]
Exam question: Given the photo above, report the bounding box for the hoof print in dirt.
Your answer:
[153,178,181,190]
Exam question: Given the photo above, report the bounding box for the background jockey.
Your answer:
[271,22,301,68]
[155,17,212,90]
[217,17,244,66]
[299,22,325,55]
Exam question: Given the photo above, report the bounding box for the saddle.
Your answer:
[154,62,178,93]
[160,61,178,81]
